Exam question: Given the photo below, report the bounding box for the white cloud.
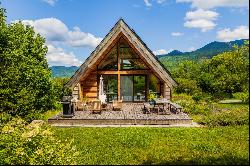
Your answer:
[171,32,184,36]
[185,9,219,20]
[156,0,166,4]
[144,0,152,7]
[153,48,173,55]
[184,19,216,32]
[184,9,219,32]
[22,18,68,41]
[176,0,249,9]
[42,0,57,6]
[46,44,82,66]
[19,18,102,48]
[216,26,249,42]
[68,27,103,48]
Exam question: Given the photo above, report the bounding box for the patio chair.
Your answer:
[76,100,85,111]
[90,100,102,114]
[101,103,109,111]
[112,99,123,111]
[143,102,153,114]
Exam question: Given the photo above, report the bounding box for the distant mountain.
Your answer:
[157,50,183,58]
[158,39,248,72]
[50,66,78,78]
[157,39,248,59]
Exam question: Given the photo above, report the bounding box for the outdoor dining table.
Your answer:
[154,98,171,113]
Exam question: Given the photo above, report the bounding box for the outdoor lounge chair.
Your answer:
[90,100,102,114]
[112,99,123,111]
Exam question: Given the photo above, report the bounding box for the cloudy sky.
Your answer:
[1,0,249,66]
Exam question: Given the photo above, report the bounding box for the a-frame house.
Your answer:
[66,19,177,102]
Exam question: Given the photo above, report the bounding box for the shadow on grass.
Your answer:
[142,154,249,165]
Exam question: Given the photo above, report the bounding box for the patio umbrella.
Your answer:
[98,75,106,103]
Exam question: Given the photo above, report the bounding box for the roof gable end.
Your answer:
[66,19,177,88]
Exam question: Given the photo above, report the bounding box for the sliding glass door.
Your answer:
[120,75,146,102]
[121,76,133,101]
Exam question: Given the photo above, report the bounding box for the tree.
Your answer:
[171,41,249,98]
[0,7,56,119]
[197,43,249,96]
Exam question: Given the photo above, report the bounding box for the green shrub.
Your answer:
[173,93,212,115]
[192,91,203,102]
[0,112,12,126]
[0,118,79,165]
[233,92,249,103]
[201,107,249,126]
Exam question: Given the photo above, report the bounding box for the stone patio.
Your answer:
[48,103,192,126]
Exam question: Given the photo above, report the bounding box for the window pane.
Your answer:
[134,75,146,101]
[98,45,118,70]
[121,58,148,70]
[101,75,118,102]
[119,38,148,70]
[121,76,133,101]
[149,74,161,98]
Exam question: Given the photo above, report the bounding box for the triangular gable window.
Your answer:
[120,38,148,70]
[97,37,148,70]
[97,44,118,70]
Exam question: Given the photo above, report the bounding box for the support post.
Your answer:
[117,39,121,100]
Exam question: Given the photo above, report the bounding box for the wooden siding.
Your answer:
[72,83,79,99]
[163,83,171,100]
[81,72,98,100]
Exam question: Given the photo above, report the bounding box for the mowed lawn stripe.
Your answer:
[53,126,249,165]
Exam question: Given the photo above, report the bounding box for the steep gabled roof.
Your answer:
[66,19,177,89]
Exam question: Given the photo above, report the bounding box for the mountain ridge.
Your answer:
[50,66,78,78]
[157,39,248,59]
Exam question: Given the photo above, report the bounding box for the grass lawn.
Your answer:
[53,126,249,165]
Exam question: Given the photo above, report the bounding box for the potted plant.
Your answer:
[148,92,157,105]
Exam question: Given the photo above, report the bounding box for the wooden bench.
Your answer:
[169,103,182,114]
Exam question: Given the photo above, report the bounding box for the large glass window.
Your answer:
[149,74,161,98]
[134,75,146,101]
[120,38,148,70]
[97,45,118,70]
[97,37,149,70]
[100,75,118,102]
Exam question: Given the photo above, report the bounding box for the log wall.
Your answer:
[80,71,98,100]
[163,83,171,100]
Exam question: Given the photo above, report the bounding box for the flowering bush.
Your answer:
[0,118,79,165]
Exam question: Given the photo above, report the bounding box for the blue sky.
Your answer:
[1,0,249,66]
